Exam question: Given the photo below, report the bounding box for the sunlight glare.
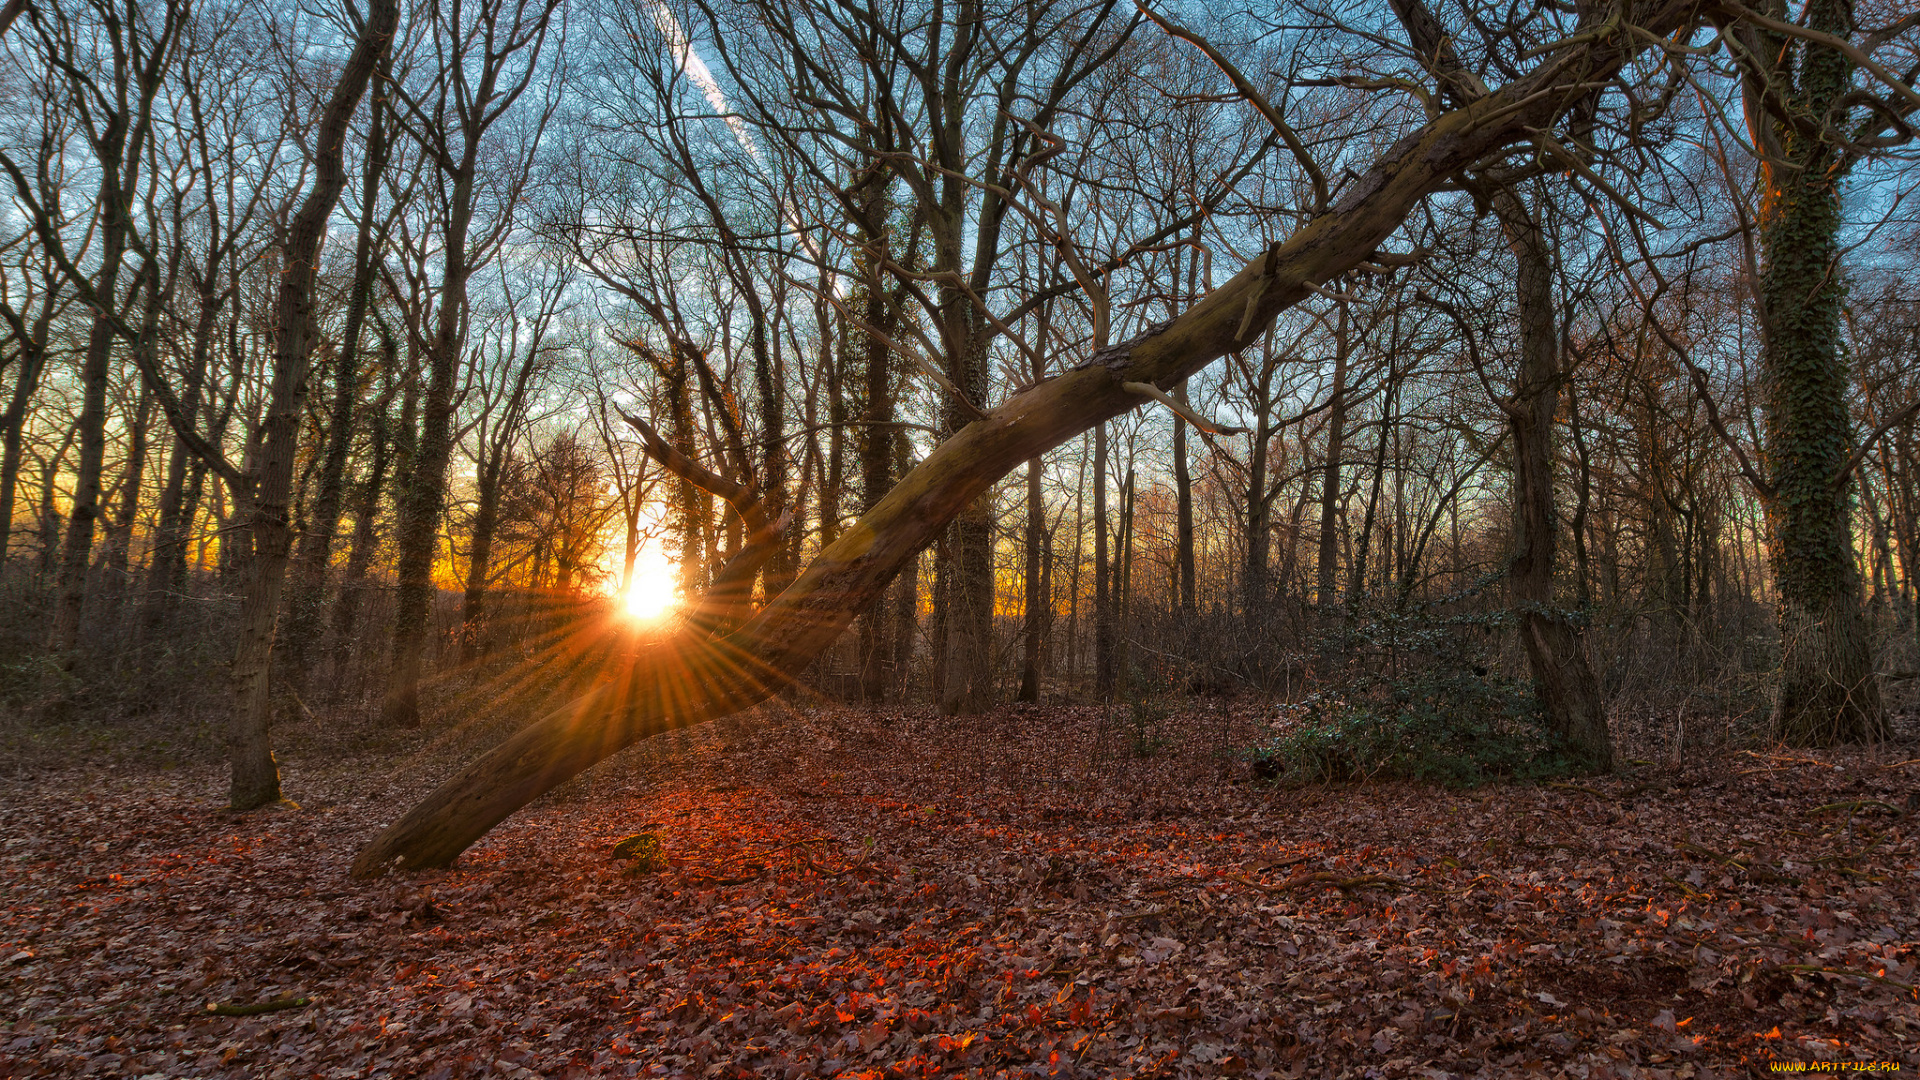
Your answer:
[621,554,677,621]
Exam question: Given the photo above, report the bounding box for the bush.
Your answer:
[1124,692,1174,759]
[612,831,667,874]
[1247,667,1578,788]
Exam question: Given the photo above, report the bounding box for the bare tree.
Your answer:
[381,0,563,727]
[354,0,1711,875]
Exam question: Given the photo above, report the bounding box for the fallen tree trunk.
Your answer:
[350,1,1701,877]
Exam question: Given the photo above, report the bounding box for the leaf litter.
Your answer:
[2,701,1916,1078]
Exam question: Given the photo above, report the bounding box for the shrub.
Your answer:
[1247,668,1578,788]
[1124,692,1174,759]
[612,831,667,873]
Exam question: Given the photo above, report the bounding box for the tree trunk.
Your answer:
[856,201,898,702]
[1316,303,1350,609]
[49,314,121,660]
[1748,0,1887,744]
[228,0,396,807]
[1092,422,1113,695]
[106,382,155,587]
[460,458,505,663]
[1018,454,1044,702]
[351,5,1706,873]
[140,309,214,636]
[890,432,918,690]
[940,321,994,715]
[288,81,389,678]
[1174,233,1202,618]
[1244,371,1273,622]
[1495,189,1612,771]
[0,324,49,572]
[1116,466,1135,697]
[1173,383,1195,618]
[329,374,395,687]
[35,418,77,576]
[383,175,476,728]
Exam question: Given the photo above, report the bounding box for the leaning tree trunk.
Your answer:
[351,1,1703,875]
[227,0,397,808]
[1749,0,1887,745]
[1495,189,1612,771]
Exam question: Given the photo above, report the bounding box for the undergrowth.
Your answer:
[1249,668,1578,787]
[1247,585,1581,787]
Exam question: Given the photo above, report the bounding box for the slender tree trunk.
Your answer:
[384,170,476,728]
[1244,395,1272,623]
[1495,189,1612,770]
[1350,374,1395,604]
[1174,236,1201,618]
[49,312,122,660]
[930,529,951,698]
[1093,422,1112,695]
[228,0,396,807]
[1173,385,1195,618]
[106,382,154,587]
[35,419,77,576]
[1116,466,1135,697]
[749,308,790,599]
[856,196,898,702]
[1567,376,1594,608]
[0,329,49,571]
[460,458,504,663]
[1316,304,1350,610]
[330,383,394,685]
[140,308,214,634]
[890,432,918,691]
[824,333,846,548]
[1018,454,1044,701]
[288,81,388,679]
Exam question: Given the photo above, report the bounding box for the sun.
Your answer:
[620,553,677,622]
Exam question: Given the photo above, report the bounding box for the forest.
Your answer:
[2,0,1919,1075]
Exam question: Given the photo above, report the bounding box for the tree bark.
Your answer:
[938,319,995,715]
[1173,383,1195,618]
[49,313,121,659]
[1244,365,1273,623]
[1745,0,1888,744]
[1494,189,1612,770]
[856,185,898,702]
[1316,304,1350,610]
[352,2,1706,873]
[288,78,389,678]
[1018,454,1044,702]
[329,347,397,687]
[459,456,506,663]
[0,305,51,571]
[228,0,397,807]
[1092,422,1113,695]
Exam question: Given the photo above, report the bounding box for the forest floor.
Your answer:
[1,699,1918,1080]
